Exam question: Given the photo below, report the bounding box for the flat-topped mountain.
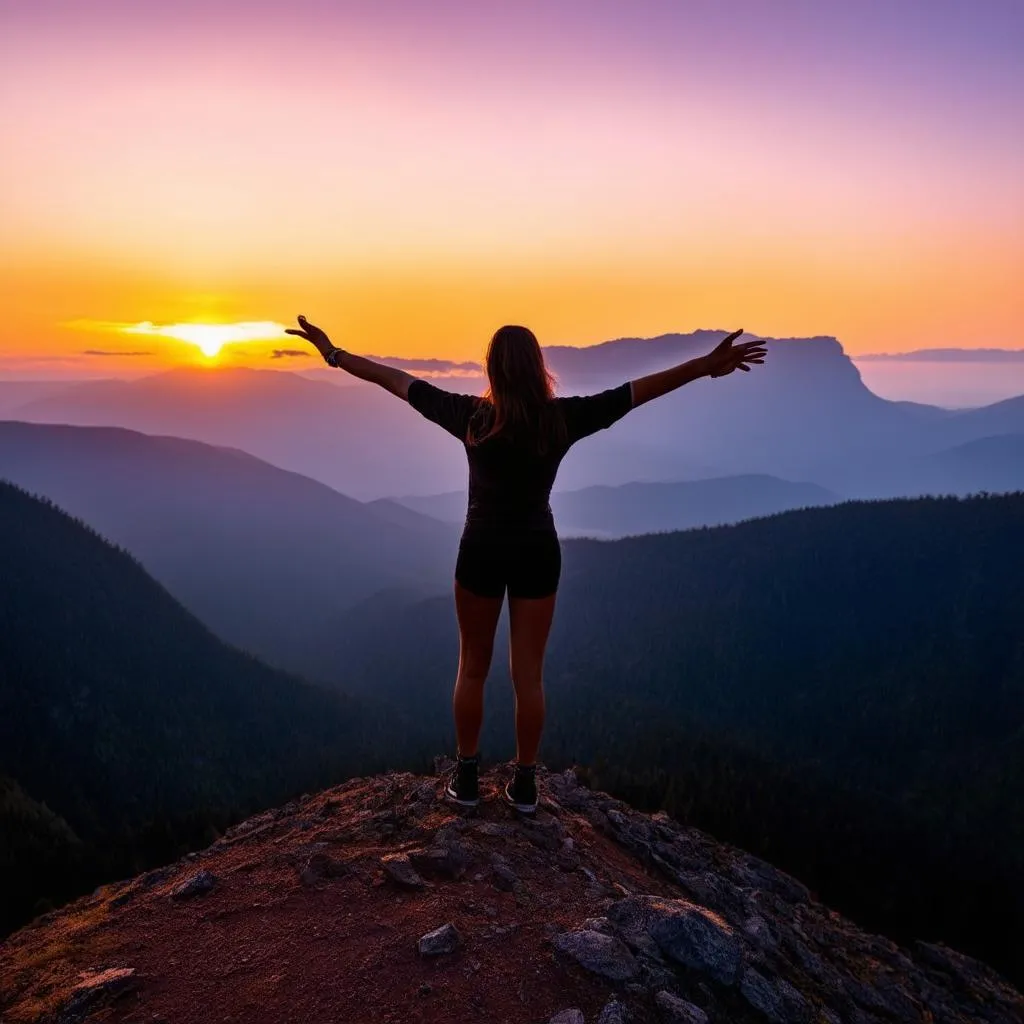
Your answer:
[1,766,1019,1024]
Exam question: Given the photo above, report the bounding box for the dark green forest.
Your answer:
[0,481,409,932]
[2,483,1022,988]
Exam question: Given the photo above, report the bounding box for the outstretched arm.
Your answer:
[630,329,767,407]
[285,315,415,400]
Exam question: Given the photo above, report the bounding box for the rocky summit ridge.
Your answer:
[1,765,1019,1024]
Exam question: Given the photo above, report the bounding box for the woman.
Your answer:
[287,316,767,813]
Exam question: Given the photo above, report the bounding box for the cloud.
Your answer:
[83,348,154,357]
[371,356,482,374]
[856,348,1024,363]
[270,349,310,359]
[119,320,288,345]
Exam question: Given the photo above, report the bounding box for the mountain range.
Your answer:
[0,423,834,667]
[6,332,1023,500]
[395,475,839,538]
[0,422,455,665]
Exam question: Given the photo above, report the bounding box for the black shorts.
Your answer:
[455,529,561,599]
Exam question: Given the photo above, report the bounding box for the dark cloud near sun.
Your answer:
[83,349,154,357]
[270,349,311,359]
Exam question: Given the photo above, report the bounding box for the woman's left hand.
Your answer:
[285,315,334,360]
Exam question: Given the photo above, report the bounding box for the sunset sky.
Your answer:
[1,0,1021,378]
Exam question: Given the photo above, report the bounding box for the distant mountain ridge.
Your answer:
[0,421,454,665]
[397,475,840,538]
[10,332,1020,499]
[11,332,1021,499]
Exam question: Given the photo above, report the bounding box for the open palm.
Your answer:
[284,315,333,359]
[704,330,767,378]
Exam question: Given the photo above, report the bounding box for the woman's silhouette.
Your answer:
[287,316,767,813]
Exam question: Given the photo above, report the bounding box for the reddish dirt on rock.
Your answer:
[0,769,674,1024]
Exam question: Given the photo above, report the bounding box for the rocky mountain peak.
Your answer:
[2,765,1019,1023]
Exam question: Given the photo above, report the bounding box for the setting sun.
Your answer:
[119,321,290,359]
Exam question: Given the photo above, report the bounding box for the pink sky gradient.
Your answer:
[1,1,1021,378]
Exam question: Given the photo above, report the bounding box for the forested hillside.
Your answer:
[0,481,402,933]
[4,482,1020,981]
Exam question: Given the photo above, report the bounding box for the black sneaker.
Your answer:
[503,764,538,814]
[445,755,479,808]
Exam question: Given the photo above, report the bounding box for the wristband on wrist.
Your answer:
[324,347,345,368]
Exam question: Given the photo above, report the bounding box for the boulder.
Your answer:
[654,991,709,1023]
[381,854,425,890]
[607,896,742,985]
[553,928,640,981]
[56,968,137,1024]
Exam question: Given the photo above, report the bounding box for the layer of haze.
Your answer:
[1,0,1022,379]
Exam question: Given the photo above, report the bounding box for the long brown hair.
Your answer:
[468,325,566,451]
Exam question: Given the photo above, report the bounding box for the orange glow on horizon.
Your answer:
[0,4,1020,378]
[118,321,290,359]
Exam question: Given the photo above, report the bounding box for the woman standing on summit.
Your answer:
[288,316,767,813]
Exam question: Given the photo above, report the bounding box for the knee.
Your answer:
[458,657,491,685]
[510,664,544,693]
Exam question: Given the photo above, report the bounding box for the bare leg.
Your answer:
[453,581,504,757]
[507,593,557,765]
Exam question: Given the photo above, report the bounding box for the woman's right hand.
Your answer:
[285,315,335,361]
[702,330,768,378]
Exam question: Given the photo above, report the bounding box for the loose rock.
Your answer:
[170,870,217,901]
[410,843,467,880]
[491,858,519,892]
[56,968,137,1023]
[549,1011,585,1024]
[597,998,630,1023]
[553,928,640,981]
[654,991,709,1024]
[740,967,806,1023]
[381,853,425,890]
[418,922,460,956]
[299,852,347,886]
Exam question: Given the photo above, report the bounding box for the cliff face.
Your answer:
[1,765,1019,1024]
